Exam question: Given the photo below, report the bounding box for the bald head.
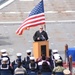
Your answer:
[39,25,43,29]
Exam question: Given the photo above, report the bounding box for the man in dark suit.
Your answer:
[33,25,48,41]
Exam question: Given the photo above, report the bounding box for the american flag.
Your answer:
[16,0,45,35]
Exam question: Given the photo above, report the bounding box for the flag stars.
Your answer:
[29,0,44,16]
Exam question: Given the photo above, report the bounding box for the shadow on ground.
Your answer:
[0,36,12,46]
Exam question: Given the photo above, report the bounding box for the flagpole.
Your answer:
[44,24,46,31]
[42,0,46,31]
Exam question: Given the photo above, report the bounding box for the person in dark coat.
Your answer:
[22,50,32,69]
[1,53,10,65]
[33,25,48,41]
[24,50,31,63]
[41,61,52,72]
[0,49,7,65]
[28,57,38,71]
[1,57,13,75]
[11,53,22,70]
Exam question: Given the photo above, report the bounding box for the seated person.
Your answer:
[40,61,52,72]
[53,53,63,67]
[28,57,38,71]
[38,55,50,67]
[33,25,48,41]
[23,50,32,69]
[14,61,27,75]
[52,59,65,74]
[1,57,13,75]
[11,53,23,71]
[12,53,22,65]
[52,50,63,61]
[36,53,49,63]
[23,50,31,63]
[2,53,10,65]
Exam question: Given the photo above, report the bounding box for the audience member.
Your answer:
[29,56,38,71]
[16,53,22,62]
[38,55,50,66]
[52,59,65,74]
[24,50,31,63]
[12,53,22,65]
[22,50,32,69]
[41,61,52,72]
[11,52,22,71]
[52,49,63,61]
[36,53,49,63]
[14,61,27,75]
[53,53,63,67]
[1,57,13,75]
[0,48,72,75]
[2,53,10,65]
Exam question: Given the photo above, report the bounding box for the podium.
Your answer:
[33,41,49,59]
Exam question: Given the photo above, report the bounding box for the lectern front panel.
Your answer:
[41,45,46,56]
[33,41,49,59]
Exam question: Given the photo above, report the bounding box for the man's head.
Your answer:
[52,49,58,54]
[16,53,22,58]
[55,59,63,66]
[39,26,43,31]
[26,50,31,56]
[0,49,7,54]
[30,56,35,63]
[42,55,46,60]
[2,57,8,64]
[54,54,60,60]
[2,53,8,57]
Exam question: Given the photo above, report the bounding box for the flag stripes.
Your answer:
[16,0,45,35]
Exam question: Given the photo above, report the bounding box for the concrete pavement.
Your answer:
[0,0,75,21]
[0,22,75,62]
[0,0,75,73]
